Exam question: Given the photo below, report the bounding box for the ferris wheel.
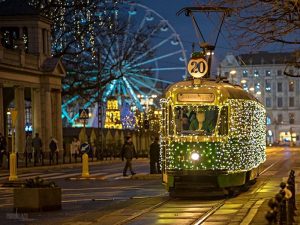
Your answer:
[61,1,187,127]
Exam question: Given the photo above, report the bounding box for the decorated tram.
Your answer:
[159,50,266,196]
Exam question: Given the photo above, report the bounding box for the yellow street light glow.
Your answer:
[241,79,247,84]
[249,87,254,91]
[230,70,236,75]
[191,152,200,161]
[256,91,261,95]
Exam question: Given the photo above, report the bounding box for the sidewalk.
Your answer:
[249,194,300,224]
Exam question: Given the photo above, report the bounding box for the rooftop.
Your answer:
[237,51,295,65]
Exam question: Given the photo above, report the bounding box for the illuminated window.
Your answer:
[265,81,271,92]
[242,83,248,91]
[265,70,271,76]
[254,70,259,77]
[242,70,248,77]
[266,116,271,125]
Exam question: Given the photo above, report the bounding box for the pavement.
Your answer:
[249,194,300,225]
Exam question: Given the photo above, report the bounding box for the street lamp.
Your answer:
[229,70,237,84]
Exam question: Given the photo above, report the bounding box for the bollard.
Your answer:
[266,210,277,225]
[279,183,287,225]
[8,152,18,181]
[81,153,90,178]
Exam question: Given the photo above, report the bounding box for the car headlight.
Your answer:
[191,152,200,161]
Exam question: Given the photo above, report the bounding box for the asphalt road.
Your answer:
[0,147,299,225]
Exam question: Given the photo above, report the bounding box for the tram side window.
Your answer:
[218,106,228,136]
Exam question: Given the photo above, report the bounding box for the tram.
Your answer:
[159,7,266,196]
[160,76,266,196]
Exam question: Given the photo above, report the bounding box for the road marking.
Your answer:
[240,199,265,225]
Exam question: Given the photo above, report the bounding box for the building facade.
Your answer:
[219,51,300,146]
[0,0,65,152]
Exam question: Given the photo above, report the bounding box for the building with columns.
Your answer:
[0,0,65,153]
[219,51,300,146]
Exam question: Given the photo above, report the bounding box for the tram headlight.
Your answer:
[191,152,200,161]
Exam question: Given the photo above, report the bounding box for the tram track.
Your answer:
[117,155,292,225]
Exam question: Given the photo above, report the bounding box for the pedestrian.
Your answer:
[149,137,160,174]
[49,137,58,164]
[0,133,7,168]
[121,136,137,176]
[70,137,80,162]
[32,133,42,164]
[25,133,33,163]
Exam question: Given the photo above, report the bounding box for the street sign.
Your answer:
[80,142,90,154]
[79,109,89,119]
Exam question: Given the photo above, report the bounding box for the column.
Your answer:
[52,90,63,151]
[0,84,4,134]
[43,89,52,152]
[14,86,26,153]
[32,88,42,136]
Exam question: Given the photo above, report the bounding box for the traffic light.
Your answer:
[144,120,149,129]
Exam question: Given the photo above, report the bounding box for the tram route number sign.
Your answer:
[79,109,89,119]
[187,56,208,78]
[177,93,215,102]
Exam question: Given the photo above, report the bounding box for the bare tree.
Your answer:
[203,0,300,47]
[28,0,157,99]
[201,0,300,76]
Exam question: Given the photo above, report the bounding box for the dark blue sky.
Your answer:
[140,0,235,64]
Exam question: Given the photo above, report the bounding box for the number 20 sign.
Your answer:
[187,57,208,78]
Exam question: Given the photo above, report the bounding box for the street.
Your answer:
[0,147,299,225]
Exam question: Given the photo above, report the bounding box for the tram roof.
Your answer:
[165,79,260,103]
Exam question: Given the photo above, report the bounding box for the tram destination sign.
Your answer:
[177,93,215,102]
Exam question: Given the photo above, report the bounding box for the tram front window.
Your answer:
[174,106,219,135]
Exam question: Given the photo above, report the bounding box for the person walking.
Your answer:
[25,133,33,163]
[121,136,137,177]
[149,137,160,174]
[0,133,7,168]
[32,133,42,165]
[49,137,58,164]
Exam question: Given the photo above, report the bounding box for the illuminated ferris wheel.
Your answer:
[61,1,187,127]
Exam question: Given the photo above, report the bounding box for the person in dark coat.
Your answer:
[32,133,42,164]
[0,133,7,167]
[149,137,160,174]
[121,136,137,176]
[49,137,58,164]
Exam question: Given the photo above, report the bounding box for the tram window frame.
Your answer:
[218,106,228,136]
[168,105,174,135]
